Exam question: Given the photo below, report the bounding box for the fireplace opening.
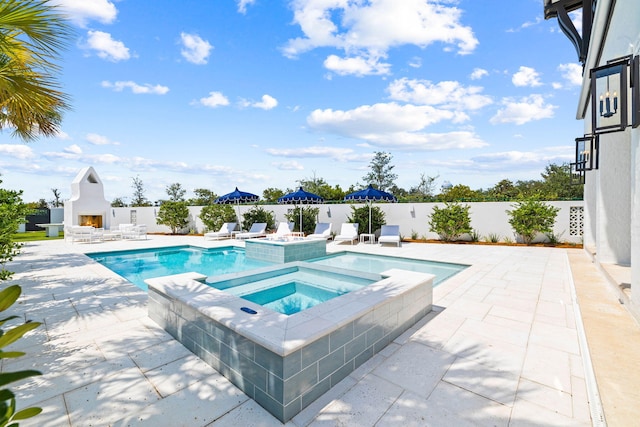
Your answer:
[79,215,103,228]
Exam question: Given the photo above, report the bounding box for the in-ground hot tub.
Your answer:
[147,262,434,422]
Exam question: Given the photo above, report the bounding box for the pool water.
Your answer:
[243,282,344,315]
[308,252,466,284]
[88,246,273,290]
[208,266,377,315]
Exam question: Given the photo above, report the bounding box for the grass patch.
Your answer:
[12,231,64,242]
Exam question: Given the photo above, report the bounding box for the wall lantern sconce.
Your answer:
[410,206,416,218]
[326,207,331,218]
[590,56,631,134]
[574,134,598,172]
[570,162,585,186]
[112,209,115,217]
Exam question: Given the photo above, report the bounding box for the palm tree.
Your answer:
[0,0,72,141]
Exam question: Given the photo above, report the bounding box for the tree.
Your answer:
[199,204,236,232]
[438,184,482,202]
[362,151,397,191]
[188,188,217,206]
[297,173,345,201]
[241,205,275,232]
[111,197,127,207]
[540,163,583,200]
[346,205,386,236]
[428,203,472,242]
[0,179,29,280]
[488,179,520,200]
[409,173,438,200]
[284,206,319,235]
[50,188,62,207]
[0,0,72,141]
[166,183,186,202]
[507,200,560,245]
[263,187,285,204]
[130,176,151,207]
[156,201,190,234]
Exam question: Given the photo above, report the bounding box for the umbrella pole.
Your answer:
[369,201,372,235]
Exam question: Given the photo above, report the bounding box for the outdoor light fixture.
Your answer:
[570,162,585,186]
[591,56,631,134]
[574,134,598,171]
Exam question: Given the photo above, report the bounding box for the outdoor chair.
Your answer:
[306,223,332,240]
[334,223,359,245]
[378,225,401,247]
[235,223,267,239]
[204,222,237,240]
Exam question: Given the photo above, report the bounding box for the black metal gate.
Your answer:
[26,209,50,231]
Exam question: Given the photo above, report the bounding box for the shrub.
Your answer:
[199,204,237,232]
[156,201,190,234]
[284,206,319,235]
[507,200,560,245]
[410,230,418,240]
[346,205,385,235]
[485,233,501,243]
[428,202,472,242]
[241,205,275,232]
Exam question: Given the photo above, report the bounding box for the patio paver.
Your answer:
[3,235,631,426]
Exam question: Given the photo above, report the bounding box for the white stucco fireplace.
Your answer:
[64,167,111,229]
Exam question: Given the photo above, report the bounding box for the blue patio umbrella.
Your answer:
[344,185,397,235]
[215,187,259,227]
[278,187,323,233]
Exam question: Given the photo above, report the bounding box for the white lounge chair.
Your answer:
[204,222,237,240]
[121,224,147,240]
[378,225,401,247]
[334,223,359,245]
[307,223,332,240]
[235,222,267,239]
[66,225,103,243]
[268,222,294,239]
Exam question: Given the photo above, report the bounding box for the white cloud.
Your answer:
[246,94,278,110]
[283,0,478,76]
[470,68,488,80]
[0,144,34,159]
[266,146,361,162]
[471,148,573,168]
[180,33,213,65]
[272,160,304,170]
[53,0,117,27]
[387,78,492,111]
[512,66,542,87]
[197,91,230,108]
[558,63,583,86]
[64,144,82,154]
[101,81,169,95]
[324,54,391,76]
[408,57,422,68]
[306,102,487,150]
[237,0,256,14]
[86,133,119,145]
[85,31,130,62]
[490,94,557,125]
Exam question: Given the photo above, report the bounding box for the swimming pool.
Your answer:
[89,245,467,291]
[88,246,273,290]
[308,252,466,284]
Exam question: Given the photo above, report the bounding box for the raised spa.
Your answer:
[147,262,434,422]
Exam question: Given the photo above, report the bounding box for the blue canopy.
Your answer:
[344,185,396,235]
[344,185,397,203]
[277,187,323,204]
[215,187,259,204]
[278,187,323,233]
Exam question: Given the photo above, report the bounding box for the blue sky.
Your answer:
[0,0,585,203]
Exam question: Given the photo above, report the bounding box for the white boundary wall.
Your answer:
[110,201,584,244]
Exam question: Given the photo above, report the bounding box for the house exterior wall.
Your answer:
[577,0,640,319]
